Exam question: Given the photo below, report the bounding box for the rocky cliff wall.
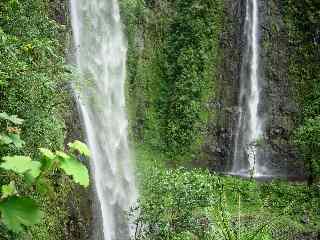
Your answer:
[51,1,94,239]
[202,0,303,178]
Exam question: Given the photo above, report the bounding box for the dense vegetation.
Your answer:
[121,0,223,163]
[284,0,320,184]
[130,146,320,240]
[121,0,320,239]
[0,0,319,239]
[0,1,90,239]
[0,112,89,238]
[0,0,68,156]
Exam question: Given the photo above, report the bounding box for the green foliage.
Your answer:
[134,167,216,239]
[295,117,320,181]
[1,156,41,178]
[68,140,91,157]
[0,113,90,234]
[0,0,69,157]
[1,181,16,199]
[121,0,223,162]
[134,145,320,240]
[0,113,24,125]
[0,112,25,150]
[284,0,320,183]
[0,133,25,149]
[162,0,223,159]
[0,197,42,233]
[134,166,275,239]
[0,0,77,237]
[56,151,89,187]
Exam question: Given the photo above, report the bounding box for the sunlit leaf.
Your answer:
[56,151,69,160]
[39,148,55,160]
[56,151,89,187]
[68,140,90,157]
[0,197,42,232]
[39,148,55,170]
[26,161,42,178]
[1,181,16,199]
[1,156,41,178]
[0,112,24,125]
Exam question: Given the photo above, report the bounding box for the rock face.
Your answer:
[64,99,94,240]
[260,0,302,177]
[201,0,244,172]
[202,0,304,178]
[50,1,94,239]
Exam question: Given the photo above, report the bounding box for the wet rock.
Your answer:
[201,0,304,178]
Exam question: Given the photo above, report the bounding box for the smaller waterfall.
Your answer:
[70,0,137,239]
[232,0,266,177]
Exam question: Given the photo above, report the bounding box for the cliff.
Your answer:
[121,0,313,179]
[203,0,302,177]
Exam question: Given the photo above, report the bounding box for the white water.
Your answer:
[70,0,137,239]
[232,0,265,177]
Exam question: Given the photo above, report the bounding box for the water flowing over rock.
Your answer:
[70,0,137,239]
[232,0,266,177]
[202,0,302,178]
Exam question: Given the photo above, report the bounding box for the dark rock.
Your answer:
[201,0,304,178]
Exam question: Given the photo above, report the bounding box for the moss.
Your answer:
[0,0,87,239]
[284,0,320,181]
[121,0,224,164]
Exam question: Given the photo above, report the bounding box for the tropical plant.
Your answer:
[0,112,90,234]
[132,167,272,240]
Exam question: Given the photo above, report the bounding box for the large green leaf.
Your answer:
[0,196,42,232]
[1,156,41,178]
[0,112,24,125]
[56,151,89,187]
[68,140,90,157]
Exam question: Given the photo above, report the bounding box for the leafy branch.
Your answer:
[0,112,90,233]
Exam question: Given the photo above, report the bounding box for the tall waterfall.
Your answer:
[232,0,266,177]
[70,0,137,239]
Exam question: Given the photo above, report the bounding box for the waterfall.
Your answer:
[232,0,266,177]
[70,0,137,239]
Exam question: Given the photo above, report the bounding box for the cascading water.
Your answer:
[232,0,266,177]
[70,0,137,239]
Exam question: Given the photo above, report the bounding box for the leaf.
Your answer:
[1,181,16,199]
[39,148,55,160]
[68,140,90,157]
[0,112,24,125]
[0,196,42,232]
[1,156,41,178]
[0,134,24,148]
[26,161,42,179]
[8,133,25,148]
[56,151,69,160]
[56,151,89,187]
[23,172,37,185]
[39,148,56,170]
